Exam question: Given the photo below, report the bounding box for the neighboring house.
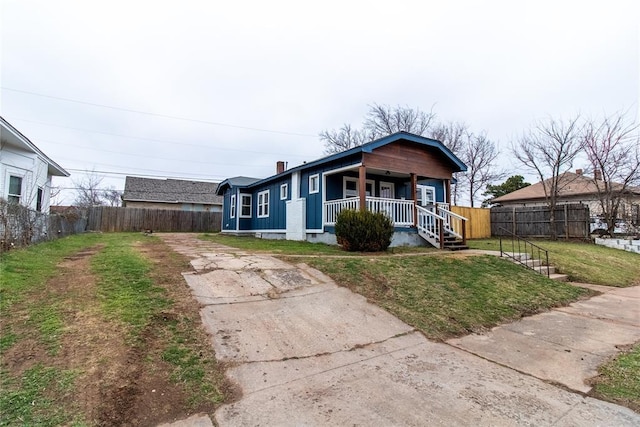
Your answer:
[122,176,223,212]
[0,116,69,214]
[491,170,640,226]
[216,132,468,248]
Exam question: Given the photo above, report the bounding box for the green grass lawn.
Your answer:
[591,344,640,412]
[292,253,589,340]
[467,238,640,287]
[0,233,227,426]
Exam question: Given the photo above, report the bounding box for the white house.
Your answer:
[0,116,70,213]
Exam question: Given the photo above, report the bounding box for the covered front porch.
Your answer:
[321,162,467,249]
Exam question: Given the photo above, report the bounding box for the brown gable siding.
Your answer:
[363,141,453,179]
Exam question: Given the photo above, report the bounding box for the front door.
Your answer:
[380,182,395,199]
[417,185,436,208]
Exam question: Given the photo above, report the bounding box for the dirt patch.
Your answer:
[1,239,233,426]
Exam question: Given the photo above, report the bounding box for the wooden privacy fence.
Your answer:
[450,206,491,239]
[491,204,590,238]
[87,207,222,233]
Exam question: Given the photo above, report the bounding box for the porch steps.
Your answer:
[501,252,568,282]
[443,233,468,251]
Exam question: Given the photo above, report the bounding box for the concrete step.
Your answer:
[502,253,563,279]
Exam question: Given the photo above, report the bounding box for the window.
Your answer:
[280,183,288,200]
[309,174,319,194]
[36,188,44,212]
[8,176,22,204]
[230,194,236,218]
[343,177,374,198]
[240,194,252,218]
[258,190,269,218]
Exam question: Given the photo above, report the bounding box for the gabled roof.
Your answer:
[217,132,466,194]
[123,176,222,205]
[0,116,70,177]
[216,176,262,195]
[492,171,640,203]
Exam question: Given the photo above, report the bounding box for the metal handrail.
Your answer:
[498,227,550,277]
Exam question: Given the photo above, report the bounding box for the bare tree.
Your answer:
[102,187,123,207]
[581,112,640,234]
[73,172,107,208]
[459,132,505,207]
[429,121,468,155]
[363,103,436,139]
[320,124,371,155]
[512,115,583,239]
[320,103,436,154]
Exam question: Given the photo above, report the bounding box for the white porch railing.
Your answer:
[324,197,415,226]
[416,205,446,248]
[437,205,466,240]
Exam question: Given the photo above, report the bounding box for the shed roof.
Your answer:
[123,176,222,205]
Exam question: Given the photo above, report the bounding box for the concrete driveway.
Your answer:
[159,233,640,426]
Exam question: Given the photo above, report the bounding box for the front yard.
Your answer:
[1,233,638,424]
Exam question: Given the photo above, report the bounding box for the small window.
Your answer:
[8,176,23,204]
[240,194,252,218]
[258,190,269,218]
[280,183,288,200]
[309,174,319,194]
[36,188,44,212]
[230,194,236,218]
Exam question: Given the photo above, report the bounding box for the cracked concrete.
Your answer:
[158,233,640,426]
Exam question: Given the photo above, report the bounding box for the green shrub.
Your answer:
[335,209,394,252]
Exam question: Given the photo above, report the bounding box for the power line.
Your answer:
[10,117,314,158]
[2,87,318,137]
[64,168,229,181]
[36,137,277,168]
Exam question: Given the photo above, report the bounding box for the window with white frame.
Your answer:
[230,194,236,218]
[280,183,288,200]
[343,177,374,198]
[240,194,252,218]
[257,190,269,218]
[309,174,319,194]
[8,176,23,204]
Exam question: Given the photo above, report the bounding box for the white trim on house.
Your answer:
[239,193,252,218]
[309,174,320,194]
[257,189,270,218]
[230,194,236,218]
[343,176,375,198]
[291,171,301,199]
[280,183,288,200]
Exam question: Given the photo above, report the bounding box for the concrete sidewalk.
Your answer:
[159,233,640,426]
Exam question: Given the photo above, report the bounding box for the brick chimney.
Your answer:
[576,169,583,176]
[276,161,286,174]
[594,169,602,180]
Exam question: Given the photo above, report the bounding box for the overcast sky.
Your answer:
[1,0,638,206]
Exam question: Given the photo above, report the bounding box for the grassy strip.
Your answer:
[200,233,438,255]
[0,234,103,312]
[591,344,640,412]
[91,239,171,338]
[294,254,589,340]
[0,365,81,427]
[467,239,640,287]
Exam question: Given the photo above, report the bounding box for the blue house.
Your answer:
[216,132,469,248]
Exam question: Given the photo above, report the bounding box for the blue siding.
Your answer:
[249,177,290,230]
[221,188,237,231]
